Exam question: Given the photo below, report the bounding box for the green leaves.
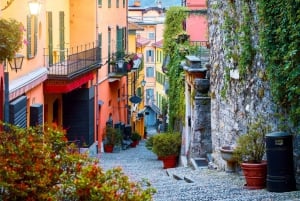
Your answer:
[258,0,300,125]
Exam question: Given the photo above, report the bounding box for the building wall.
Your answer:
[97,0,128,149]
[186,0,208,41]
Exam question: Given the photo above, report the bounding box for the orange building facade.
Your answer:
[1,0,130,154]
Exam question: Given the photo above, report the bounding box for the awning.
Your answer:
[9,67,48,100]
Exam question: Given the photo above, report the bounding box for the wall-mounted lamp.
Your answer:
[8,53,24,72]
[141,79,146,87]
[28,0,41,15]
[117,59,124,69]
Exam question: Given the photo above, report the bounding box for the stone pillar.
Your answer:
[189,78,212,159]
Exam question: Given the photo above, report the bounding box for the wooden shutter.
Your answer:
[48,12,53,65]
[59,11,65,62]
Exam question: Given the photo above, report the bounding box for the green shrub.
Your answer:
[233,117,271,163]
[0,123,155,200]
[152,132,181,157]
[131,132,142,141]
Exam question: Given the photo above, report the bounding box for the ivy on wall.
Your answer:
[219,0,300,126]
[163,6,189,131]
[257,0,300,125]
[221,1,256,98]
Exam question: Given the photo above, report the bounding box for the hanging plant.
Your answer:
[0,18,24,62]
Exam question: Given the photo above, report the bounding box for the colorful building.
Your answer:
[128,2,166,129]
[184,0,208,41]
[0,0,132,154]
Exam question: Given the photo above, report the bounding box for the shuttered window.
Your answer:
[98,0,102,6]
[116,0,119,8]
[47,12,53,65]
[98,33,102,62]
[108,0,111,8]
[59,11,65,62]
[116,26,124,59]
[26,15,37,59]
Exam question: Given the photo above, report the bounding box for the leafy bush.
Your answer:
[233,117,271,163]
[0,123,155,200]
[145,135,154,151]
[152,132,181,157]
[130,132,142,141]
[105,126,122,146]
[0,18,24,61]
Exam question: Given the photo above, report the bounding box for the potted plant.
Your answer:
[152,132,181,169]
[104,126,122,153]
[130,132,141,147]
[233,117,271,189]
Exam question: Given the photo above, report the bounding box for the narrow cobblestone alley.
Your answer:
[99,129,300,201]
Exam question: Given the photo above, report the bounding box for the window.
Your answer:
[146,50,154,63]
[146,88,154,104]
[27,15,38,59]
[47,12,53,65]
[148,32,155,40]
[98,33,102,62]
[98,0,102,7]
[116,26,124,58]
[59,11,65,62]
[108,0,111,8]
[116,0,119,8]
[123,0,126,7]
[146,67,154,77]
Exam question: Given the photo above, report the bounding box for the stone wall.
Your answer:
[207,0,280,170]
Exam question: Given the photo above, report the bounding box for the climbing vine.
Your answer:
[221,1,256,98]
[257,0,300,125]
[163,6,189,132]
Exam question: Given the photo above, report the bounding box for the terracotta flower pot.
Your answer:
[104,144,114,153]
[241,161,267,189]
[161,155,178,169]
[130,140,138,148]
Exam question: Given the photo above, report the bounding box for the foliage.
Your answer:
[104,126,122,146]
[220,1,256,98]
[0,18,24,61]
[152,132,182,157]
[233,117,271,164]
[130,132,142,141]
[163,6,191,131]
[145,135,154,151]
[0,123,155,200]
[257,0,300,126]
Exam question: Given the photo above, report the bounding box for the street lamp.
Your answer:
[8,53,24,72]
[117,59,124,69]
[28,0,41,15]
[141,79,146,87]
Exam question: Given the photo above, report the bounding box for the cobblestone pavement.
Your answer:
[98,130,300,201]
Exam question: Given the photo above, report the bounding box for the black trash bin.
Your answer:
[266,131,296,192]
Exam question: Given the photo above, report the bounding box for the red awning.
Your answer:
[44,72,94,93]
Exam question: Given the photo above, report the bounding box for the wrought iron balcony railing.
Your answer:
[44,43,101,79]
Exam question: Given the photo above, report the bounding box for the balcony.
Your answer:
[44,44,101,80]
[190,41,210,64]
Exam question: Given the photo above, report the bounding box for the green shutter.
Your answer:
[123,0,125,8]
[116,26,123,58]
[108,0,111,8]
[59,11,65,62]
[34,16,38,56]
[116,0,119,8]
[26,15,32,58]
[98,33,102,62]
[98,0,102,6]
[48,12,53,65]
[137,87,142,97]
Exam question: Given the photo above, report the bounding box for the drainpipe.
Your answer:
[95,0,99,153]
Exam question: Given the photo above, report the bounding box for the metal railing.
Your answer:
[44,43,101,78]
